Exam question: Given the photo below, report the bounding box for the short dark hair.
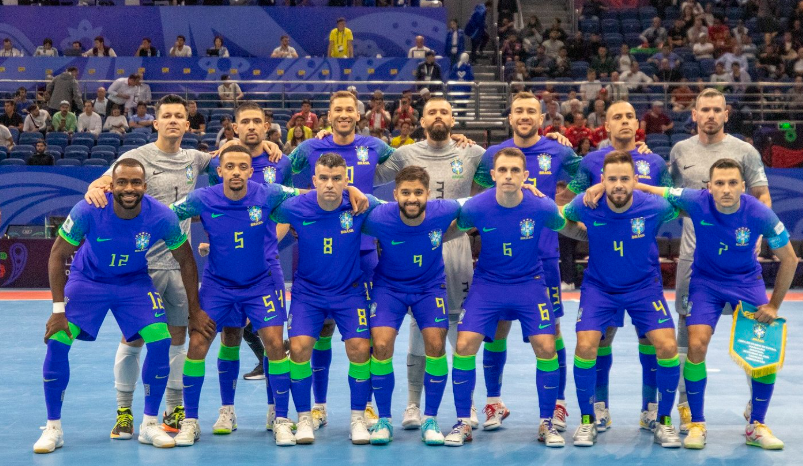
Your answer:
[221,74,229,81]
[4,100,13,106]
[337,17,346,23]
[219,144,252,165]
[493,147,527,169]
[425,50,435,57]
[234,101,263,121]
[395,165,430,188]
[72,41,80,46]
[316,152,347,170]
[137,102,148,109]
[267,128,280,139]
[264,109,273,117]
[94,36,104,43]
[177,35,186,41]
[280,34,289,40]
[27,104,38,112]
[708,158,744,180]
[155,94,188,118]
[83,100,93,106]
[301,99,312,106]
[36,139,46,146]
[143,37,151,43]
[67,66,78,73]
[43,38,52,46]
[113,157,146,178]
[602,150,634,173]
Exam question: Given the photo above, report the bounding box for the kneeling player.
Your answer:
[35,159,208,453]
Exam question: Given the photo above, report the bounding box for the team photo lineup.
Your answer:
[28,80,800,457]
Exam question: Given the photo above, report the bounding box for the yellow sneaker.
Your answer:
[683,422,707,449]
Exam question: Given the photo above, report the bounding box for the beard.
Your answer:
[700,121,724,136]
[513,123,539,139]
[400,201,426,220]
[113,191,143,210]
[425,121,450,141]
[606,190,632,208]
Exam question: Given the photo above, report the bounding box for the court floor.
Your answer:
[3,291,802,466]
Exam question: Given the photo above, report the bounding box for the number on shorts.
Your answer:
[613,241,624,257]
[503,242,512,257]
[357,308,367,326]
[234,231,244,249]
[436,297,446,315]
[109,254,129,267]
[538,302,549,321]
[323,237,333,254]
[148,292,165,310]
[276,290,284,308]
[652,300,667,316]
[413,254,423,267]
[550,286,561,306]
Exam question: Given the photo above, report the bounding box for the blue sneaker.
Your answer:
[369,417,393,445]
[421,418,445,446]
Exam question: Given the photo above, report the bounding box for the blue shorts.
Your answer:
[288,291,370,340]
[460,278,555,343]
[576,284,674,337]
[370,285,449,331]
[200,279,285,333]
[686,276,768,333]
[64,273,164,342]
[542,258,563,318]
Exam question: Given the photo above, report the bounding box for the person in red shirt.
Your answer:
[640,101,674,134]
[565,112,594,148]
[708,16,731,56]
[286,98,318,131]
[590,115,607,147]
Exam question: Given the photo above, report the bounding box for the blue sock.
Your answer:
[43,339,72,420]
[268,357,291,419]
[639,344,658,411]
[266,354,274,405]
[595,346,612,408]
[348,361,371,411]
[556,336,567,401]
[482,339,506,398]
[750,374,776,424]
[452,354,476,418]
[370,356,394,418]
[290,359,312,413]
[311,337,332,405]
[574,356,596,417]
[141,338,170,416]
[182,358,205,419]
[424,355,448,417]
[684,360,707,422]
[656,355,680,418]
[217,344,240,406]
[536,355,560,419]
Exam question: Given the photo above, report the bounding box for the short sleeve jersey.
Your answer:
[362,200,461,292]
[567,146,672,194]
[329,27,354,57]
[563,190,678,292]
[457,189,566,284]
[59,193,186,284]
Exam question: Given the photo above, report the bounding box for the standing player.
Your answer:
[446,148,568,448]
[35,159,211,453]
[566,100,672,431]
[562,151,682,448]
[270,153,382,445]
[634,159,797,450]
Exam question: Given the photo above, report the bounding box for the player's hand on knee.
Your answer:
[635,141,653,154]
[583,183,605,208]
[44,314,72,344]
[545,132,572,147]
[754,304,778,323]
[85,186,110,208]
[264,141,283,162]
[521,183,545,197]
[189,309,217,340]
[451,133,475,148]
[198,242,210,257]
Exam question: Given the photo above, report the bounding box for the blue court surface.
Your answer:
[4,296,802,466]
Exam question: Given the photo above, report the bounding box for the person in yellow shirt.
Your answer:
[328,17,354,58]
[390,121,415,148]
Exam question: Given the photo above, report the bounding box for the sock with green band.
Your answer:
[750,373,776,424]
[574,355,596,417]
[370,356,394,418]
[595,345,612,408]
[452,354,476,418]
[656,354,680,418]
[639,344,658,411]
[424,354,448,416]
[183,358,206,419]
[536,355,559,419]
[684,359,707,423]
[556,335,567,400]
[348,360,371,411]
[268,357,291,418]
[290,359,312,413]
[217,344,240,406]
[483,338,507,398]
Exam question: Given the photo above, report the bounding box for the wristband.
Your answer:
[52,302,66,314]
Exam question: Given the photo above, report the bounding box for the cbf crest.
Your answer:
[340,211,354,233]
[135,232,151,252]
[631,217,645,239]
[753,322,767,340]
[450,159,464,178]
[185,165,194,184]
[429,229,443,249]
[356,146,370,165]
[537,154,552,174]
[520,218,535,239]
[264,166,276,184]
[635,160,651,178]
[248,206,263,226]
[736,227,751,246]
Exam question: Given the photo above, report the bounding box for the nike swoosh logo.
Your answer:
[683,165,694,170]
[756,398,767,402]
[435,317,447,322]
[96,238,112,242]
[313,368,325,372]
[277,390,289,395]
[593,221,607,226]
[391,240,405,245]
[218,371,227,374]
[356,328,368,332]
[183,385,194,389]
[454,380,468,385]
[700,220,714,226]
[544,386,558,389]
[539,324,552,329]
[43,378,57,382]
[303,221,316,226]
[658,318,670,324]
[153,171,164,175]
[264,315,277,322]
[356,379,369,383]
[430,379,445,383]
[688,391,699,395]
[482,227,497,232]
[155,375,168,379]
[155,312,165,317]
[211,213,224,218]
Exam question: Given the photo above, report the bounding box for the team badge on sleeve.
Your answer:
[340,212,354,232]
[135,232,151,252]
[520,218,535,239]
[735,227,751,246]
[635,160,651,177]
[429,229,443,249]
[356,146,370,165]
[62,216,74,234]
[264,167,276,184]
[537,154,552,174]
[249,206,263,226]
[631,217,645,238]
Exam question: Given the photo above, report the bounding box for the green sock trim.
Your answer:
[139,322,170,343]
[425,355,448,377]
[452,354,476,371]
[638,344,656,355]
[49,322,81,346]
[183,358,205,377]
[574,355,596,369]
[370,356,394,376]
[555,336,565,351]
[348,360,370,380]
[683,360,707,382]
[753,373,776,384]
[313,336,332,351]
[537,355,559,372]
[218,344,240,361]
[290,359,312,380]
[484,339,507,352]
[268,357,290,375]
[657,354,680,368]
[597,346,612,357]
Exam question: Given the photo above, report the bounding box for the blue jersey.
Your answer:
[171,181,297,287]
[362,199,461,292]
[457,189,566,284]
[567,146,672,194]
[665,188,789,284]
[271,191,383,297]
[563,190,678,292]
[474,137,581,259]
[59,193,186,284]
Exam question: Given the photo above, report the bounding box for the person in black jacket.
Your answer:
[27,140,54,166]
[415,51,443,93]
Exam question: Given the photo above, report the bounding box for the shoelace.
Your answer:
[752,422,773,436]
[422,418,440,433]
[554,405,567,420]
[577,423,595,436]
[688,423,706,434]
[483,404,500,418]
[117,413,133,428]
[451,421,467,432]
[660,424,679,436]
[405,405,419,416]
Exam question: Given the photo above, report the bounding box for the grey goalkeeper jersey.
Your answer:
[669,134,768,260]
[105,143,212,269]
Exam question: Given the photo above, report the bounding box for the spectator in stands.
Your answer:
[620,61,654,91]
[563,99,584,123]
[708,16,732,56]
[615,43,636,74]
[392,96,419,129]
[640,17,668,48]
[525,45,555,78]
[580,0,607,19]
[654,58,682,82]
[288,99,318,130]
[261,109,281,135]
[328,17,354,58]
[63,41,83,57]
[416,51,443,92]
[687,16,708,44]
[23,104,49,135]
[131,77,152,116]
[0,38,23,57]
[586,99,606,128]
[498,17,517,39]
[565,31,587,61]
[0,123,13,150]
[93,87,107,117]
[412,88,431,116]
[465,2,489,62]
[728,62,752,96]
[606,70,629,101]
[370,127,389,144]
[553,47,572,78]
[590,115,607,146]
[83,36,116,57]
[667,19,688,48]
[103,105,128,135]
[284,123,309,153]
[579,69,603,103]
[732,20,750,41]
[46,67,82,116]
[136,38,159,57]
[27,139,53,166]
[709,61,730,90]
[356,116,370,136]
[702,2,715,27]
[14,87,32,115]
[501,33,524,63]
[129,102,154,134]
[409,35,432,59]
[218,75,244,108]
[389,120,415,148]
[565,112,593,147]
[344,86,365,116]
[649,44,682,69]
[693,34,715,60]
[445,20,465,66]
[590,45,615,78]
[680,0,704,17]
[787,76,803,117]
[77,100,102,137]
[0,100,23,131]
[187,100,206,135]
[716,44,750,73]
[106,74,138,117]
[266,128,282,148]
[670,78,695,111]
[792,47,803,76]
[208,36,230,57]
[757,0,780,33]
[757,43,786,79]
[577,137,594,155]
[779,32,798,62]
[34,39,58,57]
[641,101,673,134]
[540,90,560,113]
[271,35,298,58]
[169,35,192,57]
[522,22,543,57]
[547,18,568,42]
[366,97,391,132]
[52,101,77,135]
[524,14,544,35]
[542,29,564,59]
[541,100,564,130]
[586,32,604,61]
[218,126,237,148]
[738,34,758,60]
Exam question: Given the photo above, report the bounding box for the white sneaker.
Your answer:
[684,422,707,449]
[677,401,691,434]
[561,281,575,291]
[594,402,611,432]
[743,400,752,422]
[653,420,682,448]
[311,405,328,430]
[402,404,422,430]
[174,418,201,447]
[266,404,276,430]
[138,420,176,448]
[639,402,658,432]
[572,421,597,447]
[33,425,63,454]
[469,404,479,428]
[295,414,315,444]
[350,415,371,445]
[421,417,445,445]
[482,402,510,430]
[746,421,784,450]
[364,404,379,429]
[444,420,472,447]
[369,417,393,445]
[553,400,568,432]
[212,405,237,435]
[273,417,296,446]
[538,419,565,447]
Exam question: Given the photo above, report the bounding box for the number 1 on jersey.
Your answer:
[148,292,164,310]
[613,241,624,257]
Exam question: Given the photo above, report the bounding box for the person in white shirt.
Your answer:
[102,105,128,135]
[692,34,715,60]
[605,71,629,101]
[217,75,243,107]
[93,87,108,117]
[107,74,140,117]
[578,69,602,103]
[23,105,49,134]
[0,124,13,150]
[619,61,654,90]
[271,35,298,58]
[169,35,192,57]
[208,36,229,58]
[408,36,432,59]
[77,100,103,137]
[709,62,731,88]
[716,45,749,73]
[82,36,117,57]
[0,38,23,57]
[34,38,58,57]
